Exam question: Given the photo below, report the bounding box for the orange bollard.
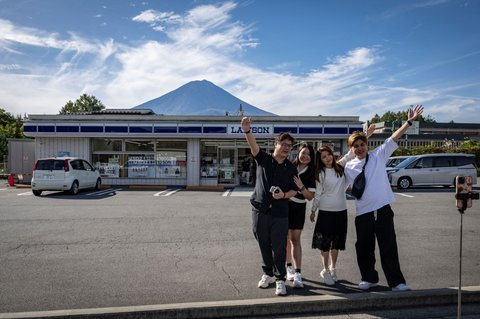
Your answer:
[8,173,15,187]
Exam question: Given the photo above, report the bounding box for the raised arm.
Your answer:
[391,105,424,142]
[241,117,260,156]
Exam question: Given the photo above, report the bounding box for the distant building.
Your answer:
[368,121,480,148]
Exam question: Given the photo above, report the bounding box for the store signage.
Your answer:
[227,124,273,134]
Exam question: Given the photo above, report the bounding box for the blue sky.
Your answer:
[0,0,479,123]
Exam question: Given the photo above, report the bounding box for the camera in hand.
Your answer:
[455,175,479,213]
[269,186,280,194]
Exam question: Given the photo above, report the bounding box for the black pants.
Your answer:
[354,204,406,288]
[252,209,288,281]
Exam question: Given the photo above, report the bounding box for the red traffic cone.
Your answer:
[8,173,15,187]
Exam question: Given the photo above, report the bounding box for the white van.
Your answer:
[387,153,477,189]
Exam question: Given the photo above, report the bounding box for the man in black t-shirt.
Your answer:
[241,117,298,296]
[241,156,251,184]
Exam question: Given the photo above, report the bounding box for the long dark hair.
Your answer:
[315,146,344,181]
[292,143,315,181]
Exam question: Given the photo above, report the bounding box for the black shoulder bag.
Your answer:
[351,154,369,200]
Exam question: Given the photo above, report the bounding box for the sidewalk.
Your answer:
[1,286,479,319]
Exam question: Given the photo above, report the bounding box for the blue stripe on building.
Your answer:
[105,126,128,133]
[299,127,323,134]
[56,126,80,133]
[81,126,104,133]
[203,126,227,133]
[129,126,153,133]
[349,127,363,133]
[38,126,55,132]
[179,126,202,133]
[274,127,298,134]
[324,127,348,134]
[154,126,177,133]
[23,126,37,132]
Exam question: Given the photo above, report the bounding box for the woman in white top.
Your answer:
[344,105,423,292]
[310,126,375,286]
[310,146,354,285]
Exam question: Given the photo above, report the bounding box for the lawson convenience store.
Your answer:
[23,109,363,187]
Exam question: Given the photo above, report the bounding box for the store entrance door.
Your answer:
[218,148,236,185]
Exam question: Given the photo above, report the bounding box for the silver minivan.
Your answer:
[387,153,477,189]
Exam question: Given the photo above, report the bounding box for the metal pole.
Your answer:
[457,211,463,319]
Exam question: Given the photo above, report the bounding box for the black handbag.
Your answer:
[351,154,369,199]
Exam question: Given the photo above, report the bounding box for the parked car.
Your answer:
[31,157,101,196]
[386,156,411,168]
[387,153,477,189]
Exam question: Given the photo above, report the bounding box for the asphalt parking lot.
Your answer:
[1,182,479,314]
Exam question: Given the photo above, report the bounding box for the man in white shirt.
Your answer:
[344,105,423,292]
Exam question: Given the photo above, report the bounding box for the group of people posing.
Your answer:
[241,105,424,296]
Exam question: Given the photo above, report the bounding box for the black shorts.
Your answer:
[288,201,306,230]
[312,209,348,251]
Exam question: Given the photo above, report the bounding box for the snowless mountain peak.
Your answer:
[132,80,276,116]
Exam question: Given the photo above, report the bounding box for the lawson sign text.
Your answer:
[228,125,273,135]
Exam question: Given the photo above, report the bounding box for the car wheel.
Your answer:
[69,181,79,195]
[32,190,42,196]
[397,177,411,189]
[94,178,101,191]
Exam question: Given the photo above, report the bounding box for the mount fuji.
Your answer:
[131,80,276,116]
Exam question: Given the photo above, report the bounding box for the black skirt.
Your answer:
[312,209,348,251]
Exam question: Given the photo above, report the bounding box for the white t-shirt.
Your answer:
[314,168,347,211]
[311,150,354,212]
[344,137,397,216]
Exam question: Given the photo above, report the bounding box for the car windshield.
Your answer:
[395,156,417,168]
[387,157,408,167]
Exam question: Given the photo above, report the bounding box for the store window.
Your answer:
[155,141,187,178]
[126,139,154,152]
[200,143,218,178]
[92,138,187,179]
[92,139,122,152]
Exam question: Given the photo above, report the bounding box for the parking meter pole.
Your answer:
[457,210,464,319]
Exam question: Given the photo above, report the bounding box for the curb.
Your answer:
[1,286,479,319]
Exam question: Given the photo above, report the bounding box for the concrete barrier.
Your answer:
[1,286,479,319]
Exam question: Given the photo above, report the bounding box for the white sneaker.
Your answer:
[329,267,337,282]
[392,283,411,291]
[257,274,275,288]
[358,281,378,290]
[286,266,295,281]
[320,269,335,286]
[293,272,304,288]
[275,280,287,296]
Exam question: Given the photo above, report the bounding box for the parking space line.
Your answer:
[153,189,170,196]
[164,189,180,196]
[394,192,414,198]
[154,189,180,196]
[222,189,232,197]
[0,188,6,191]
[18,191,32,196]
[230,188,254,197]
[87,188,122,196]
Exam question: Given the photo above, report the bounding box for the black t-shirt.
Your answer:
[292,166,316,201]
[250,150,298,217]
[242,159,250,172]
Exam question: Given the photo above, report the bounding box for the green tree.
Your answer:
[369,109,436,124]
[59,94,106,114]
[0,108,25,161]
